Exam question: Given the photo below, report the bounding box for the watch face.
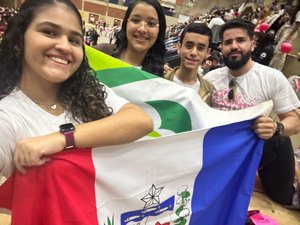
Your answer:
[59,123,75,133]
[276,122,284,135]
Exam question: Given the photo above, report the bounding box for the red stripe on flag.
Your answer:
[0,173,15,211]
[0,148,99,225]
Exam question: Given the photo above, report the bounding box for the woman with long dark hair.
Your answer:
[94,0,166,77]
[0,0,153,177]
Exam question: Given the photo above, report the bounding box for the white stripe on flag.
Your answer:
[112,79,273,131]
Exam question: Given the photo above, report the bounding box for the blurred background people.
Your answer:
[252,31,275,66]
[269,0,300,71]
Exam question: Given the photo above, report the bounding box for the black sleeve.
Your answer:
[252,46,274,66]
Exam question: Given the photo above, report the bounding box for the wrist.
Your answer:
[273,121,284,136]
[44,132,66,154]
[59,123,76,150]
[273,121,277,136]
[56,132,67,151]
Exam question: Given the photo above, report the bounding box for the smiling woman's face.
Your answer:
[126,2,159,55]
[21,2,83,86]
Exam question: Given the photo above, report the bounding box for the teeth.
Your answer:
[49,56,68,65]
[136,36,147,41]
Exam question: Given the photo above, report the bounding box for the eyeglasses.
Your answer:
[127,17,159,28]
[228,79,237,101]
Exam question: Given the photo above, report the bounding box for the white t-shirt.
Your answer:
[282,10,300,29]
[208,17,225,29]
[173,75,200,93]
[296,10,300,23]
[204,62,300,112]
[0,86,128,178]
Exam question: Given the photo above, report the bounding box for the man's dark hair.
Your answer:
[219,19,255,42]
[180,23,212,46]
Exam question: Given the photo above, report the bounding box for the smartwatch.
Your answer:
[59,123,75,150]
[274,122,284,136]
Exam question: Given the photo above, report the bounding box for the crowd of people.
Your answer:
[163,0,300,76]
[84,22,121,46]
[0,1,300,223]
[0,6,18,42]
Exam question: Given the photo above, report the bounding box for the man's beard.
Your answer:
[223,51,251,70]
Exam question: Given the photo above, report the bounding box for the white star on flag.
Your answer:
[141,184,164,208]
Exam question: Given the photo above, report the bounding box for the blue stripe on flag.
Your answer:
[190,120,264,225]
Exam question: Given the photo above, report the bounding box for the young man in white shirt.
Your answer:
[164,23,213,105]
[205,19,300,206]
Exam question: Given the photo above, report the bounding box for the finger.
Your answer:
[252,124,274,131]
[255,129,271,139]
[254,116,272,124]
[34,157,51,166]
[23,149,41,167]
[252,118,275,130]
[253,128,274,140]
[24,149,34,167]
[257,134,270,140]
[254,126,274,134]
[29,151,44,166]
[13,154,27,174]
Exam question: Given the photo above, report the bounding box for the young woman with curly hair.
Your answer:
[0,0,153,177]
[94,0,166,77]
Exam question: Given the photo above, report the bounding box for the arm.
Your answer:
[277,110,300,136]
[73,103,153,146]
[295,158,300,192]
[252,110,300,139]
[13,103,153,173]
[163,63,173,76]
[286,21,300,41]
[0,118,16,178]
[207,18,215,29]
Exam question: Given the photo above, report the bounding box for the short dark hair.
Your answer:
[180,23,212,46]
[219,19,255,42]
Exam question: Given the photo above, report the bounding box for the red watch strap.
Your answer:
[64,130,75,149]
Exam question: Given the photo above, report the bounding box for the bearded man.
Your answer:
[205,19,300,207]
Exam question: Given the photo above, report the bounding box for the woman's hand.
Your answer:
[163,63,173,75]
[13,133,65,174]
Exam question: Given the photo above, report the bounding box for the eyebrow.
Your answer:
[36,21,83,39]
[197,43,207,47]
[130,14,158,21]
[226,36,247,40]
[186,41,207,47]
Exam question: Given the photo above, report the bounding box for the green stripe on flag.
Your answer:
[85,46,192,134]
[95,68,159,87]
[147,131,162,138]
[146,100,192,133]
[86,46,159,87]
[86,46,130,70]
